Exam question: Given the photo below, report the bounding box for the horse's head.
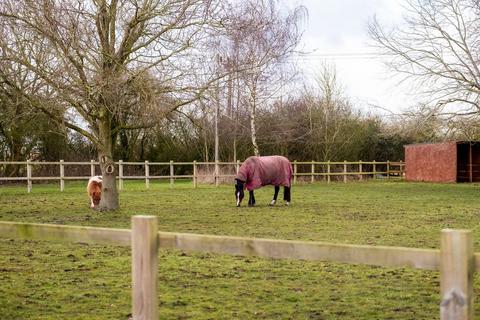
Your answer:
[235,179,245,207]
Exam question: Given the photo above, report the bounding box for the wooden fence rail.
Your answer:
[0,218,475,319]
[0,160,405,193]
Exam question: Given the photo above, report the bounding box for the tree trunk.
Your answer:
[250,99,260,156]
[214,81,220,182]
[97,118,119,211]
[233,137,237,163]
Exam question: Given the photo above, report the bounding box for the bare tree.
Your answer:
[213,0,305,157]
[304,63,363,161]
[313,63,346,161]
[369,0,480,115]
[0,26,64,175]
[0,0,222,210]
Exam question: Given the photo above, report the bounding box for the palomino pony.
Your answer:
[235,155,292,207]
[87,176,102,209]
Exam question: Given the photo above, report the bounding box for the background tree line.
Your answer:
[3,63,470,166]
[2,57,479,169]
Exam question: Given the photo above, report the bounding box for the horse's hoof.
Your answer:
[285,202,290,206]
[248,203,255,207]
[269,200,276,206]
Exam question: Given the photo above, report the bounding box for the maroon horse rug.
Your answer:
[235,155,292,207]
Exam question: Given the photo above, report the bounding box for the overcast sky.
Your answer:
[285,0,416,114]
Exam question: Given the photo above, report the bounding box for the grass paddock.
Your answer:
[1,180,480,319]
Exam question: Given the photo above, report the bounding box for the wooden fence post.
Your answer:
[132,215,158,320]
[193,160,197,188]
[236,160,240,174]
[145,161,150,189]
[90,160,95,177]
[440,229,474,320]
[311,161,315,183]
[327,161,331,183]
[359,160,363,181]
[27,160,32,193]
[119,160,124,191]
[387,160,390,179]
[170,160,174,188]
[293,160,297,185]
[60,160,65,192]
[373,160,376,180]
[343,160,347,184]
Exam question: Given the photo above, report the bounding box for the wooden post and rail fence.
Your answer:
[0,160,405,193]
[0,217,474,320]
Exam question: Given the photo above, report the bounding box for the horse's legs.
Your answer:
[270,186,280,206]
[248,190,256,206]
[283,186,291,205]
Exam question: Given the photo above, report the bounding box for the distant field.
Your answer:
[1,180,480,319]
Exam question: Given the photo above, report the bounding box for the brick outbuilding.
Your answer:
[404,141,480,183]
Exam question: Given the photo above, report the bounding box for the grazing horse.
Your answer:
[235,155,292,207]
[87,176,102,209]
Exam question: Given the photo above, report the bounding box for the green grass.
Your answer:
[1,180,480,319]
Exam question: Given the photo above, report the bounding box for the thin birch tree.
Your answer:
[214,0,305,157]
